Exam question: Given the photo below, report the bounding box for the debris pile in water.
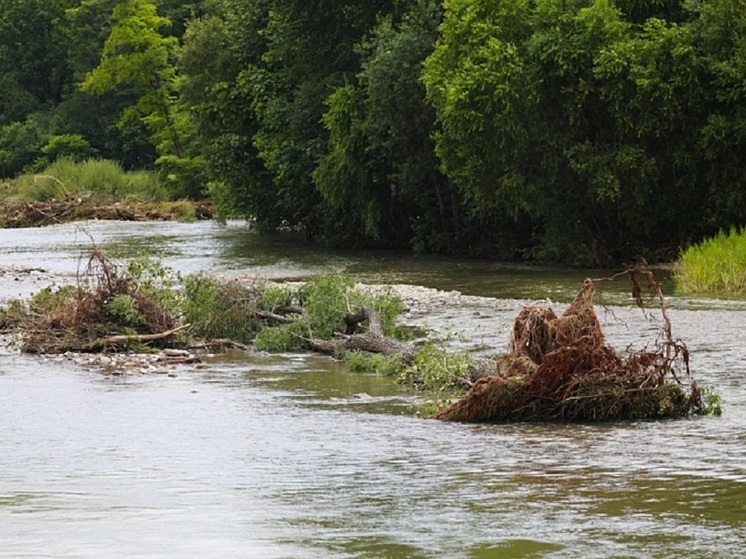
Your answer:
[21,249,183,354]
[437,268,703,422]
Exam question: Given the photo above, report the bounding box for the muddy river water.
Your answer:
[1,221,745,558]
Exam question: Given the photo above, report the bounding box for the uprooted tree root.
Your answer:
[437,268,703,422]
[21,249,183,354]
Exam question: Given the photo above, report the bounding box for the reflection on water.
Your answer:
[1,221,746,558]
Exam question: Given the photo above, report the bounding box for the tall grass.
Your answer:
[675,227,746,295]
[2,158,169,203]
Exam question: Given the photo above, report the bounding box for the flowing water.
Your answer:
[1,221,745,558]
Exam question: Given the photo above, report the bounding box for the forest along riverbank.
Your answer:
[1,221,745,558]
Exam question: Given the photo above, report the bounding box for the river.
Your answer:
[1,220,745,558]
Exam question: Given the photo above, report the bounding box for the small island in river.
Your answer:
[0,246,718,422]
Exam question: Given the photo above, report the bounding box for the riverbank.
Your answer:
[0,197,213,228]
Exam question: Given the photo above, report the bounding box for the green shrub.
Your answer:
[399,342,474,392]
[344,350,406,377]
[261,284,297,312]
[0,298,31,329]
[105,293,146,327]
[699,386,723,416]
[29,284,80,314]
[254,321,308,352]
[675,227,746,295]
[156,153,207,200]
[166,199,198,222]
[300,275,406,339]
[34,134,97,169]
[1,284,79,330]
[182,275,284,343]
[126,256,182,314]
[299,275,355,339]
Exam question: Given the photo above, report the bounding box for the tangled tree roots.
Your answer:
[437,268,703,422]
[21,249,181,354]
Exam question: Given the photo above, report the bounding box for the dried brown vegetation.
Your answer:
[21,249,184,354]
[437,268,702,422]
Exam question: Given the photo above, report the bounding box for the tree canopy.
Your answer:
[2,0,746,266]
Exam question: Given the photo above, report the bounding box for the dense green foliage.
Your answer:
[2,0,746,265]
[675,227,746,295]
[183,273,406,348]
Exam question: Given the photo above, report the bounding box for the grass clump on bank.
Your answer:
[2,158,168,204]
[0,158,209,227]
[675,227,746,295]
[399,343,476,393]
[344,351,407,377]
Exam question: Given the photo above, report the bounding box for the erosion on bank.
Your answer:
[0,251,719,421]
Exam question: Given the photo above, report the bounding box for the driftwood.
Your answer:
[251,309,297,324]
[79,324,191,352]
[0,197,84,227]
[20,249,181,354]
[188,338,251,351]
[307,307,417,363]
[23,324,191,354]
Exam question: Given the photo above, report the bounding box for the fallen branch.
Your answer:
[251,309,297,324]
[80,324,191,352]
[307,307,417,363]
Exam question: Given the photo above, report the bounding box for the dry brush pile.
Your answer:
[438,269,705,422]
[0,196,212,228]
[19,249,185,354]
[4,251,411,359]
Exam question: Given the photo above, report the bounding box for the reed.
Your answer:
[675,228,746,295]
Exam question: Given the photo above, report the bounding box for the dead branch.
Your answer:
[308,307,416,363]
[188,338,250,351]
[251,309,297,324]
[80,324,190,352]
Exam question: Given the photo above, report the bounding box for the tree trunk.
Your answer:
[307,307,417,364]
